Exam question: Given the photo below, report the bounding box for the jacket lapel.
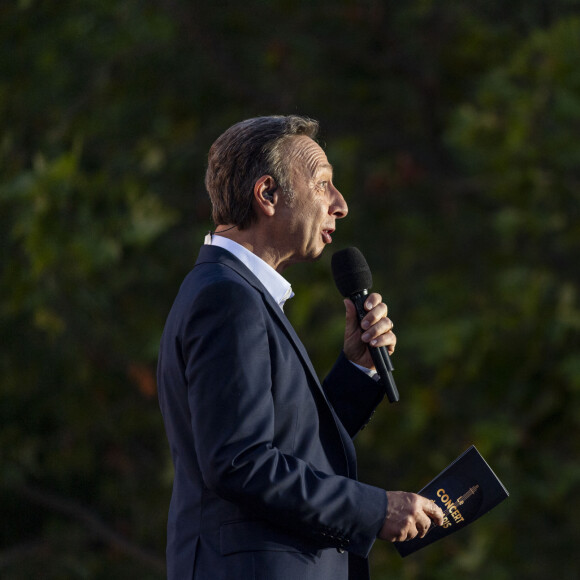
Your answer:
[194,245,356,476]
[195,245,323,390]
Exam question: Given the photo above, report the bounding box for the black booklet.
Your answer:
[394,445,509,557]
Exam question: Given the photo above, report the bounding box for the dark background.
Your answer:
[2,1,579,578]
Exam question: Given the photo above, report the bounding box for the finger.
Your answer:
[360,303,389,331]
[361,317,395,344]
[424,500,445,526]
[363,293,384,312]
[417,516,433,538]
[366,331,397,351]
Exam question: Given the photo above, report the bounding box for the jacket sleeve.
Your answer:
[181,280,387,557]
[322,353,386,439]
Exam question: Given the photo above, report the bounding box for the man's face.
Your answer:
[274,136,348,267]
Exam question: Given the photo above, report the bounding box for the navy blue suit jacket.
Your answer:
[158,245,388,579]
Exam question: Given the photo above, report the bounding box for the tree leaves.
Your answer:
[2,2,580,578]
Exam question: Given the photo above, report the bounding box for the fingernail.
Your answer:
[362,333,370,342]
[371,339,378,346]
[361,320,370,329]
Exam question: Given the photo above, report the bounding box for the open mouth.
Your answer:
[322,229,334,244]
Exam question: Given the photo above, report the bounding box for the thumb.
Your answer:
[344,298,360,334]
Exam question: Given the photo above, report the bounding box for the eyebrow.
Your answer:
[314,162,333,176]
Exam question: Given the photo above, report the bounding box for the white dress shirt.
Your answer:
[204,233,294,310]
[204,232,377,380]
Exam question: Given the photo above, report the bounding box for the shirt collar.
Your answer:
[204,233,294,310]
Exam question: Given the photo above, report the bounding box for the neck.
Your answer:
[213,225,292,273]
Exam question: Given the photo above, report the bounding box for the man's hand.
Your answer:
[343,293,396,369]
[378,492,444,542]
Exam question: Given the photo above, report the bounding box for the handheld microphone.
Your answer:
[331,247,400,403]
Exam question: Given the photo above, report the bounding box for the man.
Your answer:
[157,115,443,580]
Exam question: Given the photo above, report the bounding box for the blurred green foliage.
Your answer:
[1,1,579,578]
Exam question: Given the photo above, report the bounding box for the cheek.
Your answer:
[313,205,327,225]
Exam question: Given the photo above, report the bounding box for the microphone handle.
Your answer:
[350,291,400,403]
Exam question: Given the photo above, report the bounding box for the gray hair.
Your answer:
[205,115,319,229]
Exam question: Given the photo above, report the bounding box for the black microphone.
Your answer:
[331,247,400,403]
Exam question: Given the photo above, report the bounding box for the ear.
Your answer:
[253,175,278,217]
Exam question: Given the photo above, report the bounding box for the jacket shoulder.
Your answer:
[180,260,261,305]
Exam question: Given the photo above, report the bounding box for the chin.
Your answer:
[295,240,326,264]
[308,247,326,262]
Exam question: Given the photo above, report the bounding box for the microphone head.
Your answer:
[331,247,373,297]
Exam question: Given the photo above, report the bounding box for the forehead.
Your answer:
[287,136,332,177]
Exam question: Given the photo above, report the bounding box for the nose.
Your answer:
[330,184,348,219]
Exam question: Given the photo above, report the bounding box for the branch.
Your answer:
[0,540,49,569]
[15,484,165,573]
